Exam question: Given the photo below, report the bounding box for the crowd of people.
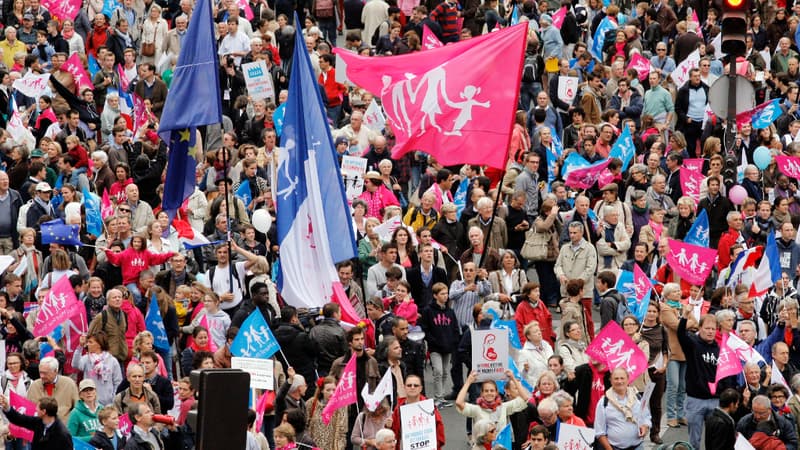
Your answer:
[1,0,800,447]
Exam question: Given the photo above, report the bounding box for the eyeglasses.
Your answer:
[657,48,666,51]
[405,383,421,388]
[771,395,786,399]
[119,208,131,212]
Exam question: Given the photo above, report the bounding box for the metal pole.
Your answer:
[725,57,738,154]
[222,147,234,293]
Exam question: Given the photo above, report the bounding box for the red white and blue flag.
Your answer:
[276,20,357,310]
[750,232,782,296]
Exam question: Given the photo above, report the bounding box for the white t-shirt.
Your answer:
[204,260,247,311]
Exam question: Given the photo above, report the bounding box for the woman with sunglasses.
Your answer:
[390,374,445,449]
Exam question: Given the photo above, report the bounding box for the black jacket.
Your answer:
[88,430,128,450]
[4,408,73,450]
[308,318,347,374]
[737,412,799,450]
[405,266,448,311]
[704,407,737,450]
[273,322,316,381]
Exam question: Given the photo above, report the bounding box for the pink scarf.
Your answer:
[649,220,663,241]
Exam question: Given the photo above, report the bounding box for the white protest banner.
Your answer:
[231,356,274,389]
[341,155,367,202]
[12,72,50,99]
[242,61,275,101]
[363,99,386,132]
[471,328,508,381]
[672,49,700,88]
[556,423,595,450]
[735,433,756,450]
[0,255,15,275]
[558,76,579,104]
[400,398,437,450]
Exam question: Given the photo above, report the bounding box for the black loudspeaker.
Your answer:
[187,369,250,450]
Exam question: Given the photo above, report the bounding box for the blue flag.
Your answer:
[235,180,252,207]
[81,186,103,237]
[510,4,519,25]
[73,437,95,450]
[41,219,82,246]
[766,231,782,283]
[159,0,221,221]
[230,308,280,358]
[562,152,590,177]
[591,17,615,61]
[586,208,601,231]
[87,54,100,78]
[491,319,522,349]
[276,16,357,308]
[50,173,63,209]
[145,293,170,352]
[508,358,534,391]
[750,99,783,130]
[609,125,635,171]
[273,102,286,136]
[453,177,469,219]
[102,0,120,19]
[684,209,710,247]
[546,127,563,185]
[616,270,635,297]
[492,424,512,450]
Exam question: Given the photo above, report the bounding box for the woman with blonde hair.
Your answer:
[139,4,168,65]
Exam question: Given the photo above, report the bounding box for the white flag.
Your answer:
[11,72,50,99]
[363,99,386,132]
[672,50,701,88]
[361,367,394,411]
[7,111,35,151]
[772,359,790,389]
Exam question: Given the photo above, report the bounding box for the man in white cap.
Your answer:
[26,182,55,229]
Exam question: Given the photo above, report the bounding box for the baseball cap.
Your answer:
[35,182,52,192]
[79,379,96,391]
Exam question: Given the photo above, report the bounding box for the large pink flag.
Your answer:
[422,24,443,50]
[709,333,742,395]
[199,314,219,352]
[101,189,114,218]
[586,321,648,381]
[682,158,704,173]
[776,155,800,180]
[33,275,85,337]
[322,353,357,424]
[62,53,93,93]
[565,159,612,189]
[627,53,651,81]
[334,24,528,169]
[552,6,567,29]
[665,238,716,285]
[680,167,705,202]
[41,0,80,20]
[254,390,270,432]
[8,391,35,441]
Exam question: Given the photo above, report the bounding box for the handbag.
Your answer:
[141,41,155,56]
[520,226,553,261]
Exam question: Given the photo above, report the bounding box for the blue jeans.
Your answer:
[519,82,542,111]
[666,360,686,420]
[318,18,337,46]
[685,396,718,450]
[126,282,144,309]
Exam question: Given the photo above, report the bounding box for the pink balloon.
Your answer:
[728,185,748,205]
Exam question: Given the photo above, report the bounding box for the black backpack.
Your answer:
[371,20,390,46]
[521,53,538,83]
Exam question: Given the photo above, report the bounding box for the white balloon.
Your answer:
[252,209,273,234]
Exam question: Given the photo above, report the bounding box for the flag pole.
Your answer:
[222,147,234,294]
[478,22,529,270]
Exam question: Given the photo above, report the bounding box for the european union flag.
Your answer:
[145,293,170,352]
[41,219,82,246]
[235,180,252,207]
[230,309,279,358]
[275,16,357,308]
[159,0,222,220]
[81,186,102,237]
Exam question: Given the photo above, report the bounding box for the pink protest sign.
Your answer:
[33,275,85,337]
[777,154,800,179]
[665,238,716,286]
[322,353,357,424]
[422,24,443,50]
[8,391,35,441]
[627,53,650,80]
[41,0,80,19]
[586,321,649,381]
[709,332,742,395]
[62,53,94,92]
[680,167,705,202]
[682,158,704,173]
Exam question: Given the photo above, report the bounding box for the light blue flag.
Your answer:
[81,186,103,237]
[546,127,563,184]
[230,308,280,358]
[273,103,286,136]
[145,293,170,352]
[586,208,601,231]
[609,125,635,171]
[50,173,63,209]
[562,152,590,178]
[453,177,469,219]
[87,54,100,78]
[591,17,614,61]
[491,319,522,349]
[508,358,534,391]
[750,99,783,130]
[684,209,710,247]
[102,0,120,19]
[235,179,252,207]
[276,16,357,308]
[73,437,95,450]
[616,270,635,298]
[511,5,520,25]
[492,424,512,450]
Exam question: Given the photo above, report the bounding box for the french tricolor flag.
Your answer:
[276,22,357,312]
[750,232,783,297]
